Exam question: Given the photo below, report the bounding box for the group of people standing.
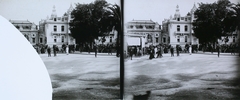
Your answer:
[148,44,187,59]
[47,45,69,57]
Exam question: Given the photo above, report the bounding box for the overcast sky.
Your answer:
[124,0,239,24]
[0,0,239,26]
[0,0,120,25]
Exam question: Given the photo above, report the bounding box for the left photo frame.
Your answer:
[0,0,122,99]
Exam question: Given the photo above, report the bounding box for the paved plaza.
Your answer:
[40,52,120,99]
[124,52,240,100]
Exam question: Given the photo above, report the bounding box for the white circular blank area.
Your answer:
[0,16,52,100]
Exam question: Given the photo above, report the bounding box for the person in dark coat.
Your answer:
[170,46,174,57]
[156,46,161,58]
[149,46,154,60]
[129,47,133,60]
[216,44,220,57]
[176,45,180,56]
[47,46,51,57]
[53,45,57,57]
[94,44,98,57]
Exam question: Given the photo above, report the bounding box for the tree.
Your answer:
[192,0,237,45]
[100,4,122,57]
[69,0,109,48]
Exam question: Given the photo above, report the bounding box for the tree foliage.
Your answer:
[192,0,238,44]
[69,0,109,45]
[100,4,122,57]
[69,0,121,56]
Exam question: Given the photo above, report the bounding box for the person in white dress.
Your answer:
[189,45,192,55]
[66,45,69,55]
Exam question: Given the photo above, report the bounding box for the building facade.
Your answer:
[39,5,76,48]
[10,20,42,45]
[218,30,239,45]
[125,20,161,48]
[162,4,199,47]
[95,30,118,46]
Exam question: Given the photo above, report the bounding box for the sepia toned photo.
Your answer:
[0,0,121,99]
[124,0,240,99]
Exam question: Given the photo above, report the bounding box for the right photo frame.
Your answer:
[123,0,240,99]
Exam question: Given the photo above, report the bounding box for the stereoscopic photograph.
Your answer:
[0,0,120,99]
[124,0,240,99]
[1,0,240,100]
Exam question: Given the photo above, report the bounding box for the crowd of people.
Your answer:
[33,43,117,57]
[126,43,240,60]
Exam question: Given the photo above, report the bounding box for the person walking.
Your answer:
[160,45,163,58]
[156,46,160,58]
[189,45,192,55]
[53,45,57,57]
[94,44,98,57]
[176,45,180,56]
[149,46,154,60]
[129,47,133,60]
[217,44,220,57]
[47,46,51,57]
[170,46,174,57]
[66,45,69,55]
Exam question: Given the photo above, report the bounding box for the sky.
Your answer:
[124,0,240,25]
[0,0,120,25]
[0,0,239,26]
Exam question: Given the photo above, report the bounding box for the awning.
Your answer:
[127,37,141,46]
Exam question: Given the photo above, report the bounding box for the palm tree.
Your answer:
[101,4,121,57]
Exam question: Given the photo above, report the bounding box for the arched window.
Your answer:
[177,25,180,31]
[54,25,57,31]
[185,25,188,31]
[61,26,64,31]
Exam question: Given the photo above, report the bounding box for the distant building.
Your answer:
[10,20,41,45]
[95,30,118,46]
[218,30,239,45]
[125,19,161,48]
[39,5,76,48]
[162,4,199,47]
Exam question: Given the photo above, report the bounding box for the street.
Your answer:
[124,52,240,100]
[40,52,120,99]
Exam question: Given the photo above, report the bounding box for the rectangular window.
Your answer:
[110,37,112,42]
[185,36,187,42]
[181,17,184,20]
[40,38,43,43]
[185,26,188,31]
[156,38,158,43]
[177,25,180,31]
[185,18,187,21]
[177,36,180,42]
[61,26,64,31]
[54,39,57,43]
[62,36,64,42]
[32,38,35,43]
[54,18,56,21]
[54,26,57,32]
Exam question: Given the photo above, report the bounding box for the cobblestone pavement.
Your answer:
[124,53,240,100]
[40,53,120,100]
